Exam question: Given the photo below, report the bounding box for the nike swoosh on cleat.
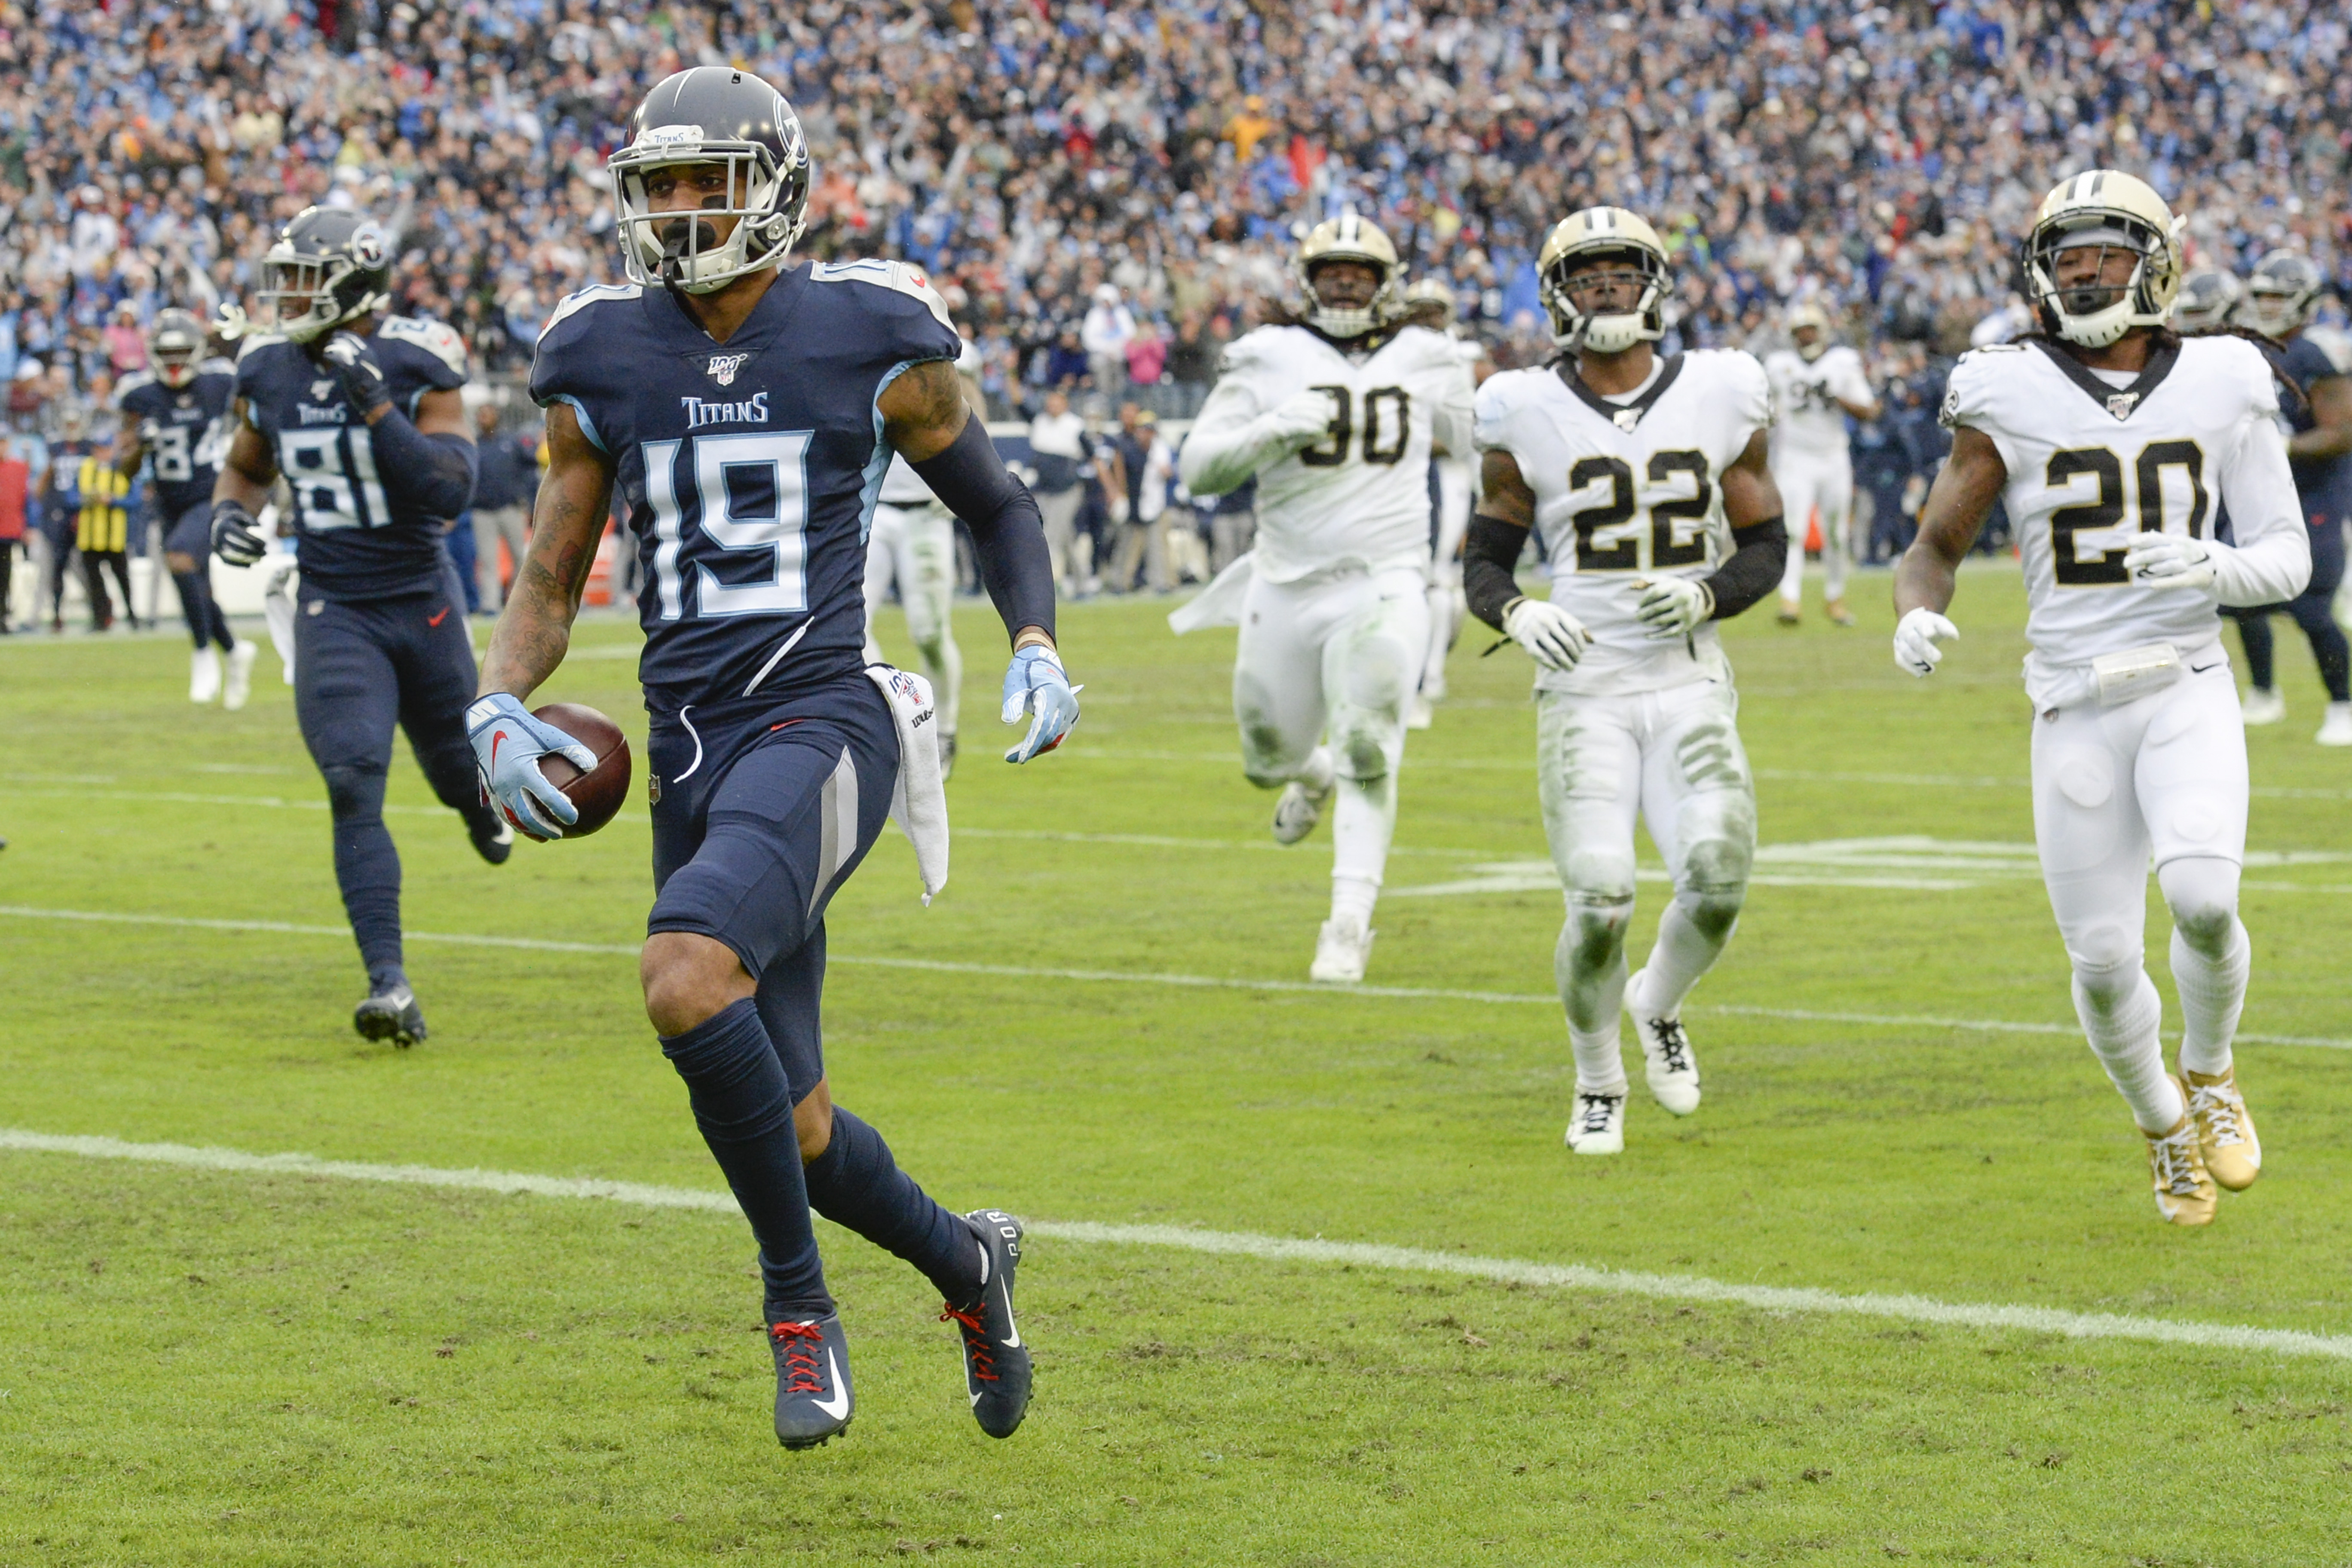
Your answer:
[1000,1303,1021,1350]
[970,1390,983,1407]
[810,1348,851,1420]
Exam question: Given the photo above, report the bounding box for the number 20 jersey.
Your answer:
[530,262,962,714]
[1206,323,1473,582]
[1474,349,1772,697]
[1939,335,2303,700]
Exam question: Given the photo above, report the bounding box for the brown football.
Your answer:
[532,702,631,837]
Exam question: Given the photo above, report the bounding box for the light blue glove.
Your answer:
[1000,643,1081,763]
[465,693,598,840]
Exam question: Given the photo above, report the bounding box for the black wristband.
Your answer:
[1701,515,1788,621]
[1464,512,1531,631]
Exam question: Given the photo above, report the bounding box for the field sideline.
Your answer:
[3,564,2349,1565]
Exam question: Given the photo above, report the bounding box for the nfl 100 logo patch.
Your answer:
[706,353,751,387]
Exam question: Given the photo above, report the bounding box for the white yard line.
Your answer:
[1,903,2347,1049]
[2,1126,2344,1364]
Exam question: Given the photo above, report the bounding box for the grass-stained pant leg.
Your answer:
[1631,679,1758,1014]
[1319,568,1429,906]
[1232,570,1335,788]
[1537,689,1646,1092]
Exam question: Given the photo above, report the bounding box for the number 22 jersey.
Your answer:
[1939,334,2304,705]
[1474,349,1772,697]
[530,262,962,714]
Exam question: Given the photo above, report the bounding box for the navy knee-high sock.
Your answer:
[170,571,212,650]
[205,592,236,653]
[662,998,831,1317]
[2237,611,2276,690]
[803,1107,983,1306]
[321,763,404,986]
[2289,596,2352,702]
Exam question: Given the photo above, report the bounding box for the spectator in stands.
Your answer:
[1081,285,1138,409]
[0,434,25,633]
[1027,389,1090,595]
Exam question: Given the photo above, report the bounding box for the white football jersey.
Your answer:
[878,336,982,507]
[1941,335,2303,700]
[1763,346,1870,458]
[1196,323,1475,582]
[1476,349,1772,696]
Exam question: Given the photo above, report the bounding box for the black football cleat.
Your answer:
[353,983,428,1047]
[944,1209,1031,1439]
[468,806,514,865]
[769,1313,854,1449]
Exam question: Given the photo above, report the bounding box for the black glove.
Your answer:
[211,498,267,567]
[320,331,392,418]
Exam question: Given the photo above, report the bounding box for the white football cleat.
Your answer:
[1406,694,1434,730]
[1626,968,1701,1115]
[1309,916,1373,983]
[2316,702,2352,747]
[1564,1089,1626,1155]
[2240,686,2286,726]
[222,640,260,712]
[1272,777,1333,845]
[189,646,223,704]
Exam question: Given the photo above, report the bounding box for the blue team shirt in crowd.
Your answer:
[528,260,962,714]
[114,361,237,520]
[234,316,469,600]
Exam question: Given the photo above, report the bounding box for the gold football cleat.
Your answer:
[2184,1067,2262,1192]
[2144,1079,2218,1227]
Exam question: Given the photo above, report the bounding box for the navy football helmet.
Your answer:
[257,206,391,344]
[609,66,812,295]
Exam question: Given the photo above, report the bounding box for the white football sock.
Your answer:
[2073,969,2184,1133]
[1300,744,1336,793]
[1557,902,1632,1095]
[1631,893,1739,1019]
[2171,920,2248,1079]
[1328,769,1393,927]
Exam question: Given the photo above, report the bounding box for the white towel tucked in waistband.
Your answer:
[1167,549,1256,634]
[864,663,949,904]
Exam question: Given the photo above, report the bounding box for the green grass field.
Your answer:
[3,564,2351,1566]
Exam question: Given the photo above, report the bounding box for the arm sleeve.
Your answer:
[910,414,1056,642]
[1173,347,1280,497]
[366,407,478,520]
[1462,513,1530,631]
[1431,369,1477,461]
[1701,516,1789,620]
[2208,410,2312,607]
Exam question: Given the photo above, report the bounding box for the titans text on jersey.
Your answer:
[234,315,469,599]
[529,259,962,714]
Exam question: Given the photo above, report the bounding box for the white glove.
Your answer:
[1633,576,1713,640]
[2123,533,2217,593]
[1503,598,1590,672]
[1892,606,1959,677]
[1256,389,1341,451]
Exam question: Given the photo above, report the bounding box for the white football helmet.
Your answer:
[2022,171,2183,349]
[1537,207,1670,354]
[1786,301,1833,361]
[1292,214,1402,339]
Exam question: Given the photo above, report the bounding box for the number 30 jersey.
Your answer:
[1194,323,1474,582]
[1939,335,2304,702]
[530,261,962,713]
[1475,349,1772,697]
[113,360,237,520]
[235,318,470,600]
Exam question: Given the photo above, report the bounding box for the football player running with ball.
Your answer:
[211,208,507,1046]
[1466,208,1789,1156]
[1895,171,2309,1226]
[476,68,1073,1450]
[1176,215,1476,983]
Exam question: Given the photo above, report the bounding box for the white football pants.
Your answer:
[2033,657,2251,1132]
[1773,448,1855,607]
[862,501,962,739]
[1421,456,1473,701]
[1537,680,1757,1095]
[1234,564,1430,921]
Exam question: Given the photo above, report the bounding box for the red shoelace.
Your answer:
[940,1304,998,1382]
[770,1320,826,1394]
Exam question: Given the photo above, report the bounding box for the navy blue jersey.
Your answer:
[235,316,469,600]
[529,260,962,713]
[114,361,237,518]
[2282,331,2350,518]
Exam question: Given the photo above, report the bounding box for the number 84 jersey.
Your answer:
[1939,335,2301,703]
[1474,349,1772,696]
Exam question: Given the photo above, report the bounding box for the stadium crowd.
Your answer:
[3,0,2349,619]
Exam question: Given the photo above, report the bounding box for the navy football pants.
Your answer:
[2230,514,2349,703]
[293,564,486,983]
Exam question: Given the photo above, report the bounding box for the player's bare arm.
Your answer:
[214,402,279,508]
[1893,426,2007,616]
[1719,429,1783,530]
[2292,373,2352,462]
[478,401,613,701]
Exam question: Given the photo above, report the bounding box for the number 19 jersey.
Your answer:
[1474,349,1772,697]
[1939,335,2303,704]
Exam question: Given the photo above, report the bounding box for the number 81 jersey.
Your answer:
[1939,335,2299,701]
[1474,349,1772,695]
[529,262,963,712]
